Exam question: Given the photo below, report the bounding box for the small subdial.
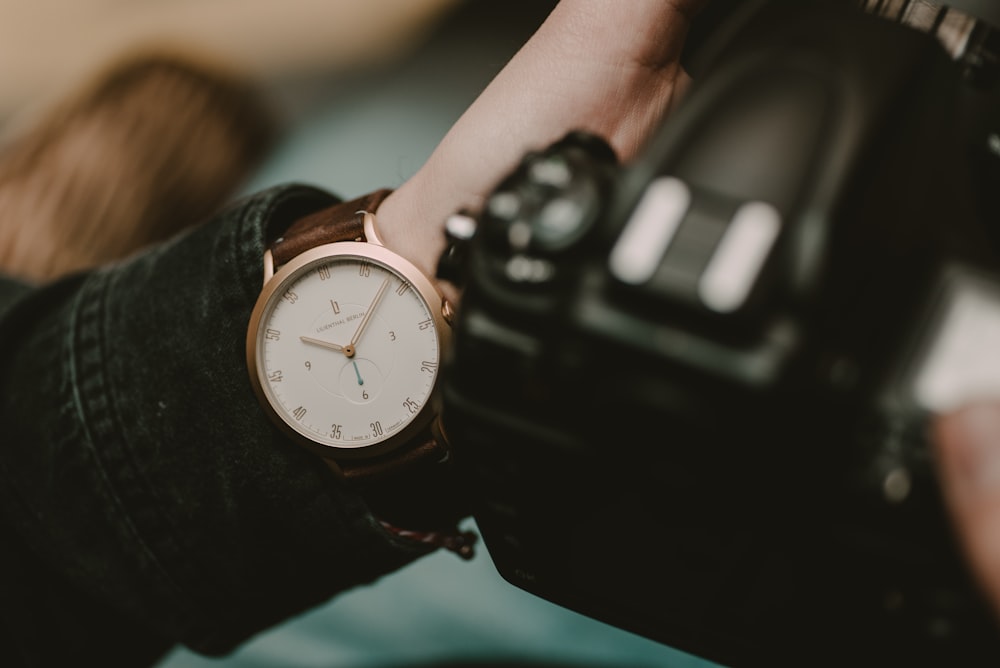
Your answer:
[337,357,385,403]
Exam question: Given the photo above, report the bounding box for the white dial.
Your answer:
[248,241,446,458]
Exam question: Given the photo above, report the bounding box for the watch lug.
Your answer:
[363,211,384,247]
[324,457,345,479]
[431,415,452,452]
[263,249,275,285]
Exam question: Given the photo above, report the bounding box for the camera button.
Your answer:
[699,201,782,313]
[609,176,691,284]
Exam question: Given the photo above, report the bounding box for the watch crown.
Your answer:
[441,297,457,325]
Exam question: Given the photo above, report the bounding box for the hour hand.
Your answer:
[299,336,346,353]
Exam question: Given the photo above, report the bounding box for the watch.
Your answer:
[246,188,472,552]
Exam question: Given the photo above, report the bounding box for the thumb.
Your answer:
[933,402,1000,616]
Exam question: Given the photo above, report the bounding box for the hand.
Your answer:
[933,402,1000,618]
[350,276,391,351]
[374,0,707,300]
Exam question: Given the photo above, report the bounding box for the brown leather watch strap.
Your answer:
[336,430,450,484]
[342,427,466,534]
[270,188,392,267]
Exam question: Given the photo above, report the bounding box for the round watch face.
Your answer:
[247,241,448,459]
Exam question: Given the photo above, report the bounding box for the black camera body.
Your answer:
[438,1,1000,665]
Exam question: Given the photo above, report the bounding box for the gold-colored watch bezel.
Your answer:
[246,239,451,462]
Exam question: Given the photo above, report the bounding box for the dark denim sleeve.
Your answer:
[0,184,435,666]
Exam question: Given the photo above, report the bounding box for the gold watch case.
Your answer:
[246,212,452,463]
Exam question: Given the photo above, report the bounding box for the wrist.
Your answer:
[373,182,465,306]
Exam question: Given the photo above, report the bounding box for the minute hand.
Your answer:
[350,277,391,347]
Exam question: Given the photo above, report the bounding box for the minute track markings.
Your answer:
[249,230,448,451]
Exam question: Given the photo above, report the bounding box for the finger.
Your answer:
[932,402,1000,616]
[521,0,700,159]
[436,0,699,187]
[378,0,703,275]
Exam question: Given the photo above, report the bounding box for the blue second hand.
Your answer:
[352,360,364,386]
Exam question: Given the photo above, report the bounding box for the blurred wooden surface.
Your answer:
[0,0,460,128]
